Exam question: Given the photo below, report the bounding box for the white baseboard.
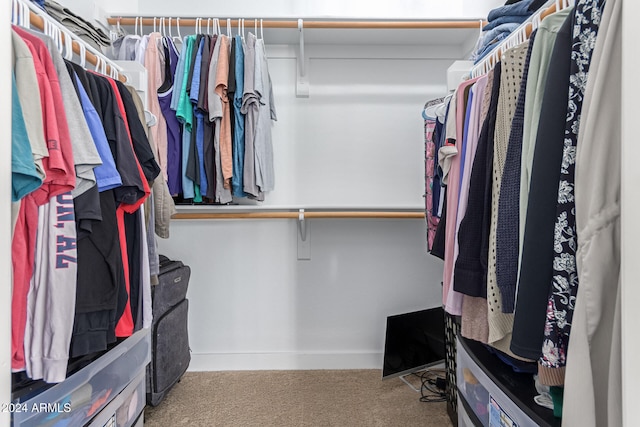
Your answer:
[187,352,384,372]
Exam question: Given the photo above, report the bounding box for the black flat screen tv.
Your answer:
[382,307,446,379]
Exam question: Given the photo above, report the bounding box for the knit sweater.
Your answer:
[495,30,537,313]
[487,40,529,350]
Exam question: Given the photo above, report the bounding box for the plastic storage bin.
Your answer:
[12,328,150,427]
[87,371,145,427]
[456,337,560,427]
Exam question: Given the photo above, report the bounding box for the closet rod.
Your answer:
[107,17,485,30]
[21,5,126,82]
[172,211,426,220]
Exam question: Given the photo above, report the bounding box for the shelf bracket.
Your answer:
[297,209,311,260]
[296,18,309,98]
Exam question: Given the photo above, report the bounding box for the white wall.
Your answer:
[621,0,639,424]
[156,44,454,370]
[159,219,443,370]
[133,0,504,19]
[1,1,12,424]
[57,0,504,20]
[56,0,494,372]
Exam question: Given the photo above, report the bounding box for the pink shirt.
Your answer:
[447,75,489,315]
[442,76,480,315]
[145,33,168,180]
[11,29,76,372]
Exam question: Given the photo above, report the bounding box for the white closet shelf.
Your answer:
[171,206,425,220]
[107,17,485,30]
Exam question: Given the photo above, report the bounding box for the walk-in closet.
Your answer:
[1,0,637,425]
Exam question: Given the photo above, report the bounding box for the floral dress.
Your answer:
[538,0,605,385]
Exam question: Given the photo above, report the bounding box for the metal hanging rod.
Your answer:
[107,17,485,30]
[172,211,426,220]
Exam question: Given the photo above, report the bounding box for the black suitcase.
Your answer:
[146,255,191,406]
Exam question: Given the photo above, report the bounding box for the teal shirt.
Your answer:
[12,73,42,201]
[176,36,195,132]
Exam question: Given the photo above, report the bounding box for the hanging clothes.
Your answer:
[423,98,443,252]
[510,8,574,361]
[538,0,606,387]
[563,0,621,423]
[253,37,278,192]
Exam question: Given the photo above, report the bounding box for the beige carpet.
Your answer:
[144,370,453,427]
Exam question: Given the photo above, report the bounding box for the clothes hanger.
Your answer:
[153,17,157,34]
[173,16,184,51]
[11,0,17,25]
[21,1,30,28]
[227,18,232,37]
[78,39,86,68]
[63,29,73,61]
[53,24,64,55]
[260,19,264,40]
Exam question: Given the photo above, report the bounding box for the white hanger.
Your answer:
[54,25,64,55]
[227,18,232,37]
[260,19,264,40]
[75,41,84,68]
[254,18,257,35]
[63,29,73,60]
[173,17,183,50]
[216,18,221,35]
[153,17,157,33]
[12,0,18,26]
[22,1,30,28]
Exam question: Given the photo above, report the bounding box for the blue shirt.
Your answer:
[74,73,122,192]
[232,34,247,197]
[190,38,208,198]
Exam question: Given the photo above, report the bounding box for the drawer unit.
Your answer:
[12,328,151,427]
[456,337,559,427]
[87,371,145,427]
